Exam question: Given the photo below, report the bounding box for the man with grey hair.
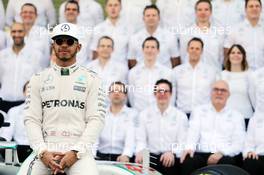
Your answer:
[180,80,245,175]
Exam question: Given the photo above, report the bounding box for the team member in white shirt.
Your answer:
[248,65,264,115]
[86,36,128,93]
[135,79,188,175]
[5,0,56,27]
[90,0,131,66]
[180,80,245,175]
[59,0,103,28]
[128,4,180,69]
[0,23,42,113]
[96,82,136,162]
[15,3,50,68]
[0,0,5,30]
[128,36,173,112]
[156,0,195,32]
[179,0,225,71]
[243,113,264,175]
[212,0,244,28]
[173,37,217,118]
[219,44,253,127]
[120,0,151,32]
[62,0,92,65]
[224,0,264,70]
[0,82,32,162]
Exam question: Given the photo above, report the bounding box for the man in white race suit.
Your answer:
[24,23,106,175]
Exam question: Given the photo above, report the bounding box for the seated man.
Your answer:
[243,113,264,175]
[180,80,246,175]
[0,82,32,162]
[135,79,188,175]
[96,81,137,162]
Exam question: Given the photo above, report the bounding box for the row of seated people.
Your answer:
[0,78,263,175]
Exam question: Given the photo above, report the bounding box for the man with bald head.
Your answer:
[0,22,42,113]
[180,80,246,175]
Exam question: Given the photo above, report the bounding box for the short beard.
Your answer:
[55,48,78,62]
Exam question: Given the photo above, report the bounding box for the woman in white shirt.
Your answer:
[219,44,253,128]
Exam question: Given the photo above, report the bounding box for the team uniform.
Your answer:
[173,62,217,115]
[24,63,106,175]
[128,27,179,68]
[136,105,188,175]
[243,115,264,175]
[86,59,128,92]
[128,63,173,112]
[0,103,32,162]
[59,0,104,28]
[0,46,42,112]
[90,18,132,65]
[5,0,56,27]
[219,70,253,121]
[96,106,137,161]
[180,23,225,71]
[181,103,246,175]
[224,19,264,70]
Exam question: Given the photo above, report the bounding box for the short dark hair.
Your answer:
[225,44,248,71]
[21,3,37,14]
[142,36,160,49]
[154,79,173,94]
[187,37,204,50]
[65,0,80,13]
[97,36,114,49]
[195,0,212,11]
[245,0,262,8]
[143,4,160,16]
[109,81,127,94]
[105,0,121,5]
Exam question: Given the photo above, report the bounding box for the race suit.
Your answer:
[24,63,106,175]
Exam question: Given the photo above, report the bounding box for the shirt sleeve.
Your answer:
[224,27,236,49]
[185,108,201,151]
[248,71,256,110]
[70,76,106,155]
[24,74,48,156]
[219,112,245,156]
[243,117,256,157]
[135,110,148,153]
[122,111,137,157]
[127,35,138,60]
[173,112,189,157]
[93,3,104,26]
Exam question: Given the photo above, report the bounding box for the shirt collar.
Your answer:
[209,103,229,114]
[154,104,173,117]
[108,105,129,116]
[52,62,79,76]
[244,18,262,28]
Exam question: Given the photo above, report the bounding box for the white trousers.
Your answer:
[30,155,99,175]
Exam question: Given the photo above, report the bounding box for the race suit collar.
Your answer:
[52,62,79,76]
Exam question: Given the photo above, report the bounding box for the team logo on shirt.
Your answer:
[44,74,53,84]
[75,75,87,85]
[73,85,86,92]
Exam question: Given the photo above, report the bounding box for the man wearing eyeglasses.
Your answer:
[180,80,245,175]
[24,23,106,175]
[135,79,188,175]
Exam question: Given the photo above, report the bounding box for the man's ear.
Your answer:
[77,43,82,53]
